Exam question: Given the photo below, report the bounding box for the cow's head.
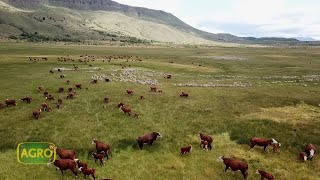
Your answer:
[154,132,162,139]
[217,156,224,163]
[92,139,97,145]
[78,167,83,172]
[273,143,281,153]
[271,138,278,144]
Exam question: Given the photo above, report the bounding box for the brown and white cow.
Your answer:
[200,140,209,150]
[41,103,49,111]
[150,87,157,92]
[37,86,45,93]
[299,152,308,162]
[120,106,132,116]
[32,108,42,120]
[104,96,109,103]
[68,87,73,93]
[58,98,63,105]
[55,147,77,160]
[180,145,192,156]
[74,159,88,169]
[92,153,105,165]
[250,137,280,152]
[217,156,248,179]
[137,132,162,150]
[48,159,77,176]
[126,89,133,95]
[75,84,82,89]
[117,102,125,108]
[305,143,316,160]
[256,169,274,180]
[46,95,55,101]
[58,87,64,93]
[199,132,213,150]
[5,99,17,106]
[92,139,111,160]
[0,102,3,109]
[67,92,74,99]
[21,96,32,103]
[79,167,96,180]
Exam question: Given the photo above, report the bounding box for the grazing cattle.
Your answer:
[60,75,66,78]
[140,96,144,100]
[92,153,105,165]
[137,132,162,150]
[21,96,32,103]
[44,91,49,97]
[41,103,49,111]
[117,102,124,108]
[66,80,70,84]
[68,87,73,92]
[58,98,63,105]
[150,87,157,92]
[92,79,98,84]
[32,109,42,119]
[74,159,88,169]
[50,70,54,74]
[0,102,3,109]
[75,84,82,89]
[158,90,163,93]
[58,87,64,93]
[217,156,248,179]
[104,96,109,103]
[46,95,55,101]
[5,99,17,106]
[180,92,189,98]
[120,106,132,116]
[67,93,74,99]
[47,106,53,112]
[200,140,209,150]
[180,145,192,156]
[126,89,133,95]
[167,74,172,79]
[56,147,77,160]
[250,137,279,152]
[273,143,281,153]
[37,86,44,93]
[105,78,110,82]
[199,132,213,150]
[49,159,77,176]
[79,167,96,180]
[92,139,111,159]
[305,143,316,160]
[57,104,62,109]
[300,152,308,162]
[256,169,274,180]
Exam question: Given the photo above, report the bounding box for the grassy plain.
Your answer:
[0,42,319,179]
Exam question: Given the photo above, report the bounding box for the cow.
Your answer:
[60,75,66,78]
[66,80,70,84]
[305,143,316,160]
[0,102,3,109]
[55,147,77,160]
[167,74,172,79]
[126,89,133,95]
[256,169,274,180]
[37,86,44,93]
[273,143,281,153]
[250,137,279,152]
[117,102,125,108]
[48,159,77,176]
[67,92,74,99]
[92,79,98,84]
[180,92,189,98]
[140,96,144,100]
[41,103,49,111]
[58,87,64,93]
[300,152,308,162]
[5,99,17,106]
[46,95,55,101]
[120,106,132,116]
[217,156,248,179]
[158,90,163,93]
[104,96,109,103]
[74,159,88,169]
[68,87,73,93]
[75,84,82,89]
[150,87,157,92]
[137,132,162,150]
[57,104,62,109]
[180,145,192,156]
[44,91,49,97]
[92,139,111,160]
[32,108,42,119]
[21,96,32,103]
[92,153,105,165]
[79,167,96,180]
[50,70,54,74]
[200,140,209,150]
[58,98,63,105]
[199,132,213,150]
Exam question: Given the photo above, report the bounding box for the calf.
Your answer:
[58,87,64,93]
[21,96,32,103]
[92,139,111,159]
[180,92,188,98]
[250,137,279,152]
[67,92,74,99]
[75,84,82,89]
[104,96,109,103]
[74,159,88,169]
[180,145,192,156]
[56,147,77,160]
[137,132,162,150]
[217,156,248,179]
[49,159,77,176]
[305,143,316,160]
[46,95,55,101]
[126,89,133,95]
[68,87,73,92]
[41,103,49,111]
[50,70,54,74]
[199,132,213,150]
[32,108,42,120]
[44,91,49,97]
[200,140,209,150]
[256,169,274,180]
[5,99,17,106]
[300,152,308,162]
[92,153,105,165]
[79,167,96,180]
[120,106,132,116]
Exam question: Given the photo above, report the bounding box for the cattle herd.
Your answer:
[0,55,316,180]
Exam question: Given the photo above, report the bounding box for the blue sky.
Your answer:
[116,0,320,40]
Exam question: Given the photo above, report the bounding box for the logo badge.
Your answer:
[17,142,56,164]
